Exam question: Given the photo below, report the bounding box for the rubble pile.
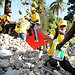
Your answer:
[0,33,75,75]
[67,44,75,68]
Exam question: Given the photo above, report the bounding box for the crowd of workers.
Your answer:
[0,7,40,41]
[0,7,75,75]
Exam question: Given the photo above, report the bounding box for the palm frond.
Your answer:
[50,2,57,7]
[59,2,63,9]
[62,2,67,7]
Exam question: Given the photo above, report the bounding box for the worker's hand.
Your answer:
[56,43,62,50]
[44,38,48,42]
[47,36,54,43]
[33,21,36,23]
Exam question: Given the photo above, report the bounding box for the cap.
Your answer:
[31,7,36,11]
[58,20,67,26]
[7,9,12,13]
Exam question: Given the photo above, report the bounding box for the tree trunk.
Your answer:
[4,0,12,14]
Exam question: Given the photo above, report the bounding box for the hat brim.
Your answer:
[59,23,67,26]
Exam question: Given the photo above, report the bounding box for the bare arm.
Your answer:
[47,36,54,43]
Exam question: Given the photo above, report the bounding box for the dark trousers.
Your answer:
[5,24,16,34]
[59,57,75,75]
[46,56,75,75]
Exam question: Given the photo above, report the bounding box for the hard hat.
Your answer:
[7,9,12,13]
[25,15,30,19]
[58,20,67,26]
[31,7,36,11]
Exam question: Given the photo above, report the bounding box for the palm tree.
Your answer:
[4,0,12,14]
[49,0,67,19]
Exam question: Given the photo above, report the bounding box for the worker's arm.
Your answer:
[44,36,54,43]
[6,18,12,23]
[44,31,55,43]
[56,21,75,50]
[47,36,54,42]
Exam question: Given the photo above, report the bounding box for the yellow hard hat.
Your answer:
[25,15,30,19]
[31,7,36,11]
[58,20,67,26]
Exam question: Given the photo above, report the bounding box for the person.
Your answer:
[0,10,12,33]
[0,9,16,34]
[44,20,75,75]
[16,16,30,41]
[0,17,2,33]
[56,17,75,50]
[24,14,30,21]
[27,7,40,42]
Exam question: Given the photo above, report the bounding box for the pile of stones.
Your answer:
[0,33,75,75]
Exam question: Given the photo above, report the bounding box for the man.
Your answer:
[27,7,40,42]
[1,9,12,33]
[56,17,75,50]
[45,20,75,75]
[0,9,15,34]
[15,16,30,41]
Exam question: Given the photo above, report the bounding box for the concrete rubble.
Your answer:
[0,33,75,75]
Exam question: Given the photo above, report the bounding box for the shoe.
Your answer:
[35,39,38,42]
[27,34,32,37]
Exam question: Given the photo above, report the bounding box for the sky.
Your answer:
[0,0,69,21]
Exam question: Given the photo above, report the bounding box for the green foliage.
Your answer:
[66,21,72,31]
[39,9,72,34]
[49,0,67,18]
[64,0,75,22]
[0,0,4,7]
[39,10,49,34]
[31,3,35,7]
[47,14,58,33]
[69,0,75,4]
[39,10,58,35]
[64,13,73,22]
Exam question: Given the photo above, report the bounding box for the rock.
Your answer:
[46,72,50,75]
[13,58,23,69]
[69,56,75,68]
[20,69,30,75]
[4,67,20,75]
[0,50,13,58]
[29,71,35,75]
[33,70,40,75]
[36,60,44,68]
[23,62,35,68]
[0,67,4,75]
[22,50,43,63]
[53,70,62,75]
[30,67,38,71]
[0,59,10,68]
